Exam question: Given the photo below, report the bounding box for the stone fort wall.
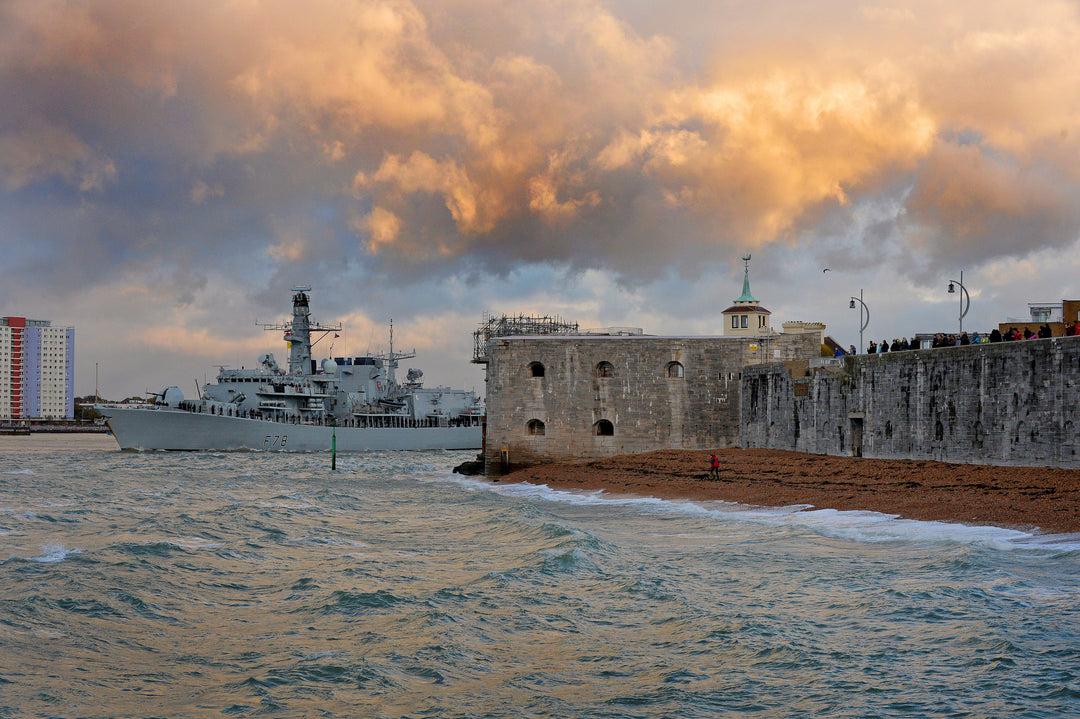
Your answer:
[484,333,820,474]
[741,336,1080,468]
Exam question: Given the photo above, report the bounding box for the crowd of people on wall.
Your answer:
[845,321,1080,354]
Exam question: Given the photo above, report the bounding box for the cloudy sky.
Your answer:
[3,0,1079,398]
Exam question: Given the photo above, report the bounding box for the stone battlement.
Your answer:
[741,336,1080,468]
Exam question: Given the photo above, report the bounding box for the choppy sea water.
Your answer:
[1,436,1079,718]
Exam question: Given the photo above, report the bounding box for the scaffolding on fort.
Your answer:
[472,313,580,364]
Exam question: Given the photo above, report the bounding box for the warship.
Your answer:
[96,286,484,451]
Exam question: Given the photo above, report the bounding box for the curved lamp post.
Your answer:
[947,270,970,337]
[849,289,870,354]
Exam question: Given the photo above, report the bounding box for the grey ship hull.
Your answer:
[100,406,482,452]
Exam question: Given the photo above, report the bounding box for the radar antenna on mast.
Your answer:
[258,285,341,374]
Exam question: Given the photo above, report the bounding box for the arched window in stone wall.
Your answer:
[594,419,614,436]
[1014,421,1026,446]
[527,419,546,436]
[596,361,614,378]
[666,361,684,378]
[528,361,545,378]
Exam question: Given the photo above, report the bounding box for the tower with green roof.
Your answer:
[722,253,771,336]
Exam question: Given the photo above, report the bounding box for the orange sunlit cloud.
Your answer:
[5,0,1080,274]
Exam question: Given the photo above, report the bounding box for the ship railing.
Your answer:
[173,400,267,420]
[343,413,479,429]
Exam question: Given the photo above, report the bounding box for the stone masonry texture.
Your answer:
[741,336,1080,468]
[484,333,819,474]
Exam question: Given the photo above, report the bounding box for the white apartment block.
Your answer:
[0,317,75,420]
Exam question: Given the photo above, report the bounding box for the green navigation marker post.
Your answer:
[331,421,337,470]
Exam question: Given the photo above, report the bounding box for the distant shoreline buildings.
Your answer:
[0,316,75,421]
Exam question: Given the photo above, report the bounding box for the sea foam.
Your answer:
[31,544,81,563]
[444,474,1080,552]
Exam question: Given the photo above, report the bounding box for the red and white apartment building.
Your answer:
[0,317,75,421]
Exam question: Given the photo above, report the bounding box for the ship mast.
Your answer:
[259,286,341,375]
[381,319,415,386]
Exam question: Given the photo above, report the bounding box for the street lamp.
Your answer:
[947,270,970,337]
[849,289,870,354]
